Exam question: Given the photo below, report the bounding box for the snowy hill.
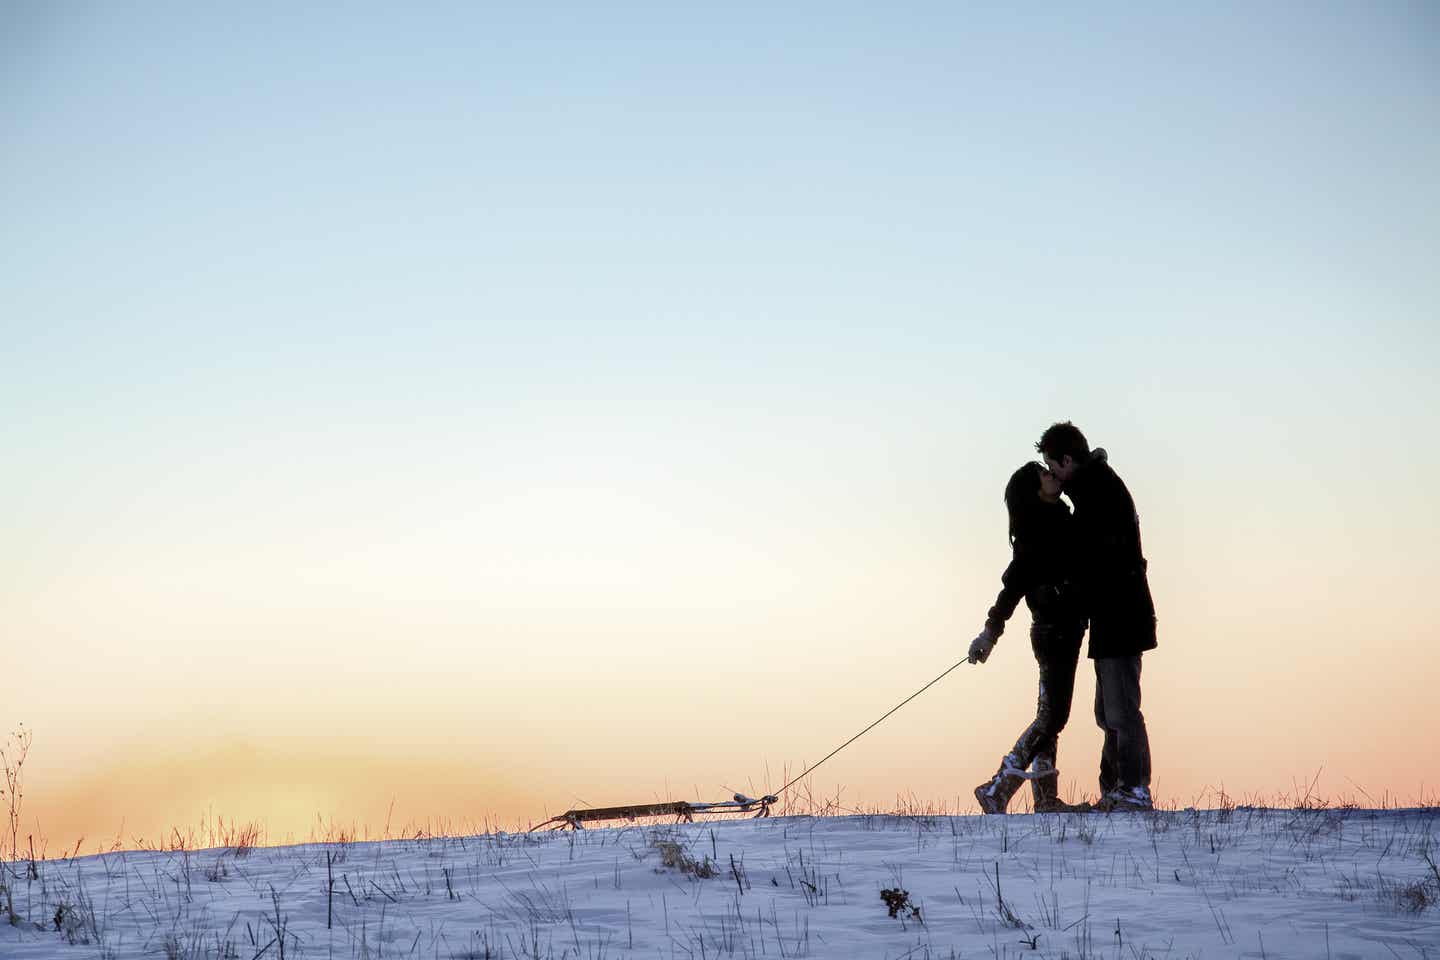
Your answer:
[4,807,1438,959]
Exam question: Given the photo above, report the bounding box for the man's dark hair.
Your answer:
[1035,422,1089,463]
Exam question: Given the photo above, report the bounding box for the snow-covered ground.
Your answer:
[4,807,1438,959]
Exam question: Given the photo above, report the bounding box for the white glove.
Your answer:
[968,629,996,664]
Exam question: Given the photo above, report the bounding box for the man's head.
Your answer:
[1035,421,1090,484]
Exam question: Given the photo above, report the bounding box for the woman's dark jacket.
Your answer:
[1063,450,1157,659]
[983,499,1083,648]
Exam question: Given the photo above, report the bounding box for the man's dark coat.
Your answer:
[1063,450,1157,659]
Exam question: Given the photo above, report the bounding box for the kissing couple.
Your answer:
[967,422,1158,814]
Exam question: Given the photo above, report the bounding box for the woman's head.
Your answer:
[1004,461,1062,544]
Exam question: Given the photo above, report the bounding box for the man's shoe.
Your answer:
[1096,786,1153,813]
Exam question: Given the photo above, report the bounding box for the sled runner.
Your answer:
[531,793,777,831]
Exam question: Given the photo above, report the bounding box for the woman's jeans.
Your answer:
[1006,621,1084,779]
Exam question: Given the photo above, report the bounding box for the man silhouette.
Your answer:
[1037,422,1157,812]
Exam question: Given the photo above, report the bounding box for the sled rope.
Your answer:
[772,656,971,798]
[531,654,973,830]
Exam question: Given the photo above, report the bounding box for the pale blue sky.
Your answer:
[5,3,1436,490]
[3,4,1439,834]
[6,5,1436,410]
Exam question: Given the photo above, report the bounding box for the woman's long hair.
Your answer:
[1003,461,1044,547]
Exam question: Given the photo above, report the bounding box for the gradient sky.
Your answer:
[4,2,1438,852]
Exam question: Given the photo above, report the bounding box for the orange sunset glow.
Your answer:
[5,4,1439,857]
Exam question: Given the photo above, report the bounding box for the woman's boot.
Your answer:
[974,754,1025,814]
[1031,753,1089,812]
